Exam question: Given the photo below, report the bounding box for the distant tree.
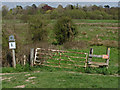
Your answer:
[76,3,79,9]
[104,5,110,8]
[38,4,47,8]
[57,4,63,9]
[82,5,88,12]
[12,5,23,15]
[56,4,64,13]
[3,8,14,19]
[2,5,9,17]
[42,5,53,11]
[65,4,74,10]
[64,9,86,19]
[32,4,37,9]
[24,5,37,15]
[91,5,99,11]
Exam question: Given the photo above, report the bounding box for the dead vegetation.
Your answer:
[63,41,88,50]
[89,38,118,48]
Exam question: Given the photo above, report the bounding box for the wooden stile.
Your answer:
[88,48,110,68]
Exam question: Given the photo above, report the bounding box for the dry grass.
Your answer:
[89,38,118,48]
[63,41,88,50]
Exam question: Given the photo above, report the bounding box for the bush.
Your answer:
[54,16,77,45]
[2,64,36,73]
[20,14,30,23]
[28,15,48,41]
[64,9,86,19]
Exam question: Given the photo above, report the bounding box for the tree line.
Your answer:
[2,3,118,20]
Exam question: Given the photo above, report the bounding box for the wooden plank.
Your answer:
[46,61,59,65]
[89,54,103,58]
[61,63,84,67]
[34,48,39,64]
[88,62,108,66]
[61,54,86,59]
[50,58,85,63]
[38,53,86,59]
[41,64,60,68]
[36,48,87,55]
[87,65,100,68]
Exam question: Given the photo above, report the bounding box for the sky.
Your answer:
[1,0,119,2]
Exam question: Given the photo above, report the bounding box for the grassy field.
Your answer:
[2,19,119,88]
[2,71,119,88]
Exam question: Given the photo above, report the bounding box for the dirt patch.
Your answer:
[28,77,36,80]
[33,71,40,73]
[25,74,31,76]
[2,77,12,81]
[14,85,25,88]
[0,72,28,75]
[64,71,120,77]
[32,82,35,84]
[25,79,30,82]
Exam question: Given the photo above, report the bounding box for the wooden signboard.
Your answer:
[102,55,109,59]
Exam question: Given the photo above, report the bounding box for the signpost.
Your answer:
[9,35,16,68]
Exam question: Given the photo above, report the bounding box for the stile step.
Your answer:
[88,62,108,66]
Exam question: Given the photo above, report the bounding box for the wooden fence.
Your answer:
[32,48,88,69]
[87,48,110,68]
[30,47,110,69]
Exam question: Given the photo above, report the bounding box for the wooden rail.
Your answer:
[33,48,88,68]
[30,47,110,69]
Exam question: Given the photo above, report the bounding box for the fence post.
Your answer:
[30,48,34,67]
[23,55,26,65]
[12,49,16,68]
[88,48,93,62]
[85,53,88,68]
[106,48,110,69]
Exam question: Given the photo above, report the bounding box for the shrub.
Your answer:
[64,9,86,19]
[28,15,48,41]
[20,14,30,23]
[54,16,77,45]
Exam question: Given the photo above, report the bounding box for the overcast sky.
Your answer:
[1,0,119,2]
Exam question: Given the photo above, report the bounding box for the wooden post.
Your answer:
[106,48,110,69]
[23,55,26,65]
[85,53,88,68]
[30,48,34,67]
[59,52,61,67]
[88,48,93,62]
[12,49,16,68]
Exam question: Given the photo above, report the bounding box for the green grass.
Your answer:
[73,19,118,23]
[48,19,118,24]
[2,71,118,88]
[2,19,119,88]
